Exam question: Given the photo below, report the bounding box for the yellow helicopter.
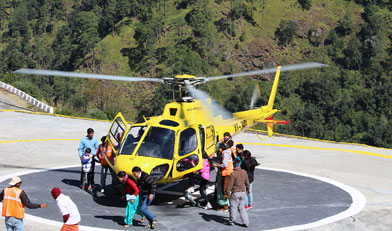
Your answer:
[14,62,326,183]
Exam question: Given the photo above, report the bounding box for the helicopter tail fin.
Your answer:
[267,66,282,111]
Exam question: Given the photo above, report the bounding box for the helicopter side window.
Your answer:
[119,126,146,155]
[137,127,175,159]
[179,128,198,156]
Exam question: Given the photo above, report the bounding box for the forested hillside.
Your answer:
[0,0,391,148]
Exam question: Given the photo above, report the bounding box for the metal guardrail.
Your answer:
[0,81,54,113]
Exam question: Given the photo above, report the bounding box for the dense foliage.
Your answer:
[0,0,391,148]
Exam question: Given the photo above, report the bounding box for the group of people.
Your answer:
[185,132,260,227]
[1,128,260,230]
[78,128,116,193]
[117,167,158,229]
[78,128,158,229]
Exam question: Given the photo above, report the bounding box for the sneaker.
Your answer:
[226,221,234,226]
[248,204,253,209]
[151,219,158,229]
[81,185,85,190]
[204,202,213,210]
[88,185,92,190]
[186,186,194,193]
[245,205,250,210]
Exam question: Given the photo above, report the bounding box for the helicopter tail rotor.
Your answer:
[256,116,290,137]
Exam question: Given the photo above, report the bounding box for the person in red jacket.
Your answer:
[117,171,142,228]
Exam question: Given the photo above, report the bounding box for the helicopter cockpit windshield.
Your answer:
[120,126,175,160]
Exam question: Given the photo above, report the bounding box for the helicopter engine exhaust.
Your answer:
[185,85,233,120]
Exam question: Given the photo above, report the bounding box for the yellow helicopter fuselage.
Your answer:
[106,67,283,183]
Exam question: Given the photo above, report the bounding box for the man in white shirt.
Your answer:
[51,187,81,231]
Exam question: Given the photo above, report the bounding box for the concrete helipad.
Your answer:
[1,110,392,231]
[0,165,358,230]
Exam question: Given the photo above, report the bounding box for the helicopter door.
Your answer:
[107,112,130,155]
[172,125,203,179]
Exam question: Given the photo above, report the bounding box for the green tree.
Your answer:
[274,20,298,46]
[37,0,51,34]
[100,0,117,36]
[1,39,34,71]
[7,2,30,38]
[335,13,354,36]
[344,38,362,70]
[116,0,132,18]
[0,0,8,29]
[32,37,54,69]
[70,11,100,67]
[52,25,74,70]
[51,0,66,19]
[185,5,215,57]
[325,30,343,62]
[160,45,206,76]
[134,19,160,49]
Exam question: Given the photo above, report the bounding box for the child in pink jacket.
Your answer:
[187,152,213,209]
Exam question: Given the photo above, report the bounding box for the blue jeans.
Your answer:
[5,217,23,231]
[245,182,254,206]
[139,194,156,224]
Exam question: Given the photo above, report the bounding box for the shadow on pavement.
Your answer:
[199,212,228,225]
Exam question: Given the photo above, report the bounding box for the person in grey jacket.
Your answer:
[225,159,250,227]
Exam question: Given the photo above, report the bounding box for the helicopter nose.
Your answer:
[115,155,171,182]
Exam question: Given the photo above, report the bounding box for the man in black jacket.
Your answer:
[132,166,158,229]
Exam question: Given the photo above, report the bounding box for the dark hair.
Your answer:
[101,136,107,143]
[236,144,244,150]
[202,151,213,165]
[85,148,91,154]
[243,150,251,159]
[219,142,227,150]
[132,166,141,173]
[87,128,94,134]
[226,140,234,148]
[233,158,241,167]
[117,171,126,178]
[202,151,209,159]
[223,132,230,137]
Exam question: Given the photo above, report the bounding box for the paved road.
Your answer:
[0,111,391,230]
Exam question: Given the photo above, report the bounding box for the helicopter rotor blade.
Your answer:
[13,68,166,83]
[185,84,232,120]
[199,62,328,82]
